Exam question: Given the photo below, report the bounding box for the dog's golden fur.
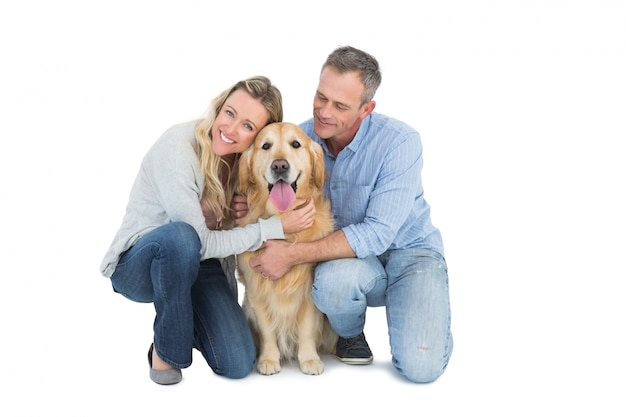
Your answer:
[236,122,337,375]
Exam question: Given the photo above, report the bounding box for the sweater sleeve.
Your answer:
[197,216,284,260]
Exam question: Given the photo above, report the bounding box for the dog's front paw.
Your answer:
[300,359,324,375]
[257,359,281,375]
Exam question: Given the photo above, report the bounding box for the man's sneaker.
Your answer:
[335,332,373,365]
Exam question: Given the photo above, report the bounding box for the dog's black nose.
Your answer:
[271,159,289,175]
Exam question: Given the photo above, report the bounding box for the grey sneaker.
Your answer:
[336,332,373,365]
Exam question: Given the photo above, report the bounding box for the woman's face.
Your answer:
[211,89,270,156]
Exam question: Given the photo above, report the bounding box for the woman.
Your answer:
[100,76,315,385]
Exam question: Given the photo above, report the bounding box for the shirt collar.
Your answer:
[345,113,372,154]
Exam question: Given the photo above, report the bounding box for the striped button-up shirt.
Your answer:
[300,113,444,259]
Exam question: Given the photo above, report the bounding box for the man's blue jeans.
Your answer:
[312,248,453,383]
[110,222,255,378]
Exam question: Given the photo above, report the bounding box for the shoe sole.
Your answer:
[337,356,373,365]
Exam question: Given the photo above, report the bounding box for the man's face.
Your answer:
[312,67,373,141]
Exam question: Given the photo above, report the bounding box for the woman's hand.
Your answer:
[231,194,248,226]
[201,198,222,229]
[280,198,316,234]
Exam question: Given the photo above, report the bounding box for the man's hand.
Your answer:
[251,230,353,281]
[249,240,296,280]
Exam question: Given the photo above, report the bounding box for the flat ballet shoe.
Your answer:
[148,343,182,385]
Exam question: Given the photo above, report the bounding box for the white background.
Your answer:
[1,0,625,415]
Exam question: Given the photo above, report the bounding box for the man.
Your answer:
[247,46,453,383]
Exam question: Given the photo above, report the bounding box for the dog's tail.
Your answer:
[319,316,339,354]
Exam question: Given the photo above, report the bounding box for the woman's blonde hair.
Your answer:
[194,76,283,226]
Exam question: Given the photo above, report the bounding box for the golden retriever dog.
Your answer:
[236,122,337,375]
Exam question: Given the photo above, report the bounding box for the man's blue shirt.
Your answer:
[300,112,444,259]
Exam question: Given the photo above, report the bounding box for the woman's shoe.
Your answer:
[148,344,182,385]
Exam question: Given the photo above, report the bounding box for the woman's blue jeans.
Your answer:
[110,222,256,378]
[312,248,453,383]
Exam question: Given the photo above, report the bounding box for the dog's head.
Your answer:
[239,122,326,214]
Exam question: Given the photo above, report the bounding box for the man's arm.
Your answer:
[249,229,355,280]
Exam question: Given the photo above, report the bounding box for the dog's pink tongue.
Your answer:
[269,180,295,212]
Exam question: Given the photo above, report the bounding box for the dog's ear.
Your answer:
[238,148,252,194]
[311,141,326,189]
